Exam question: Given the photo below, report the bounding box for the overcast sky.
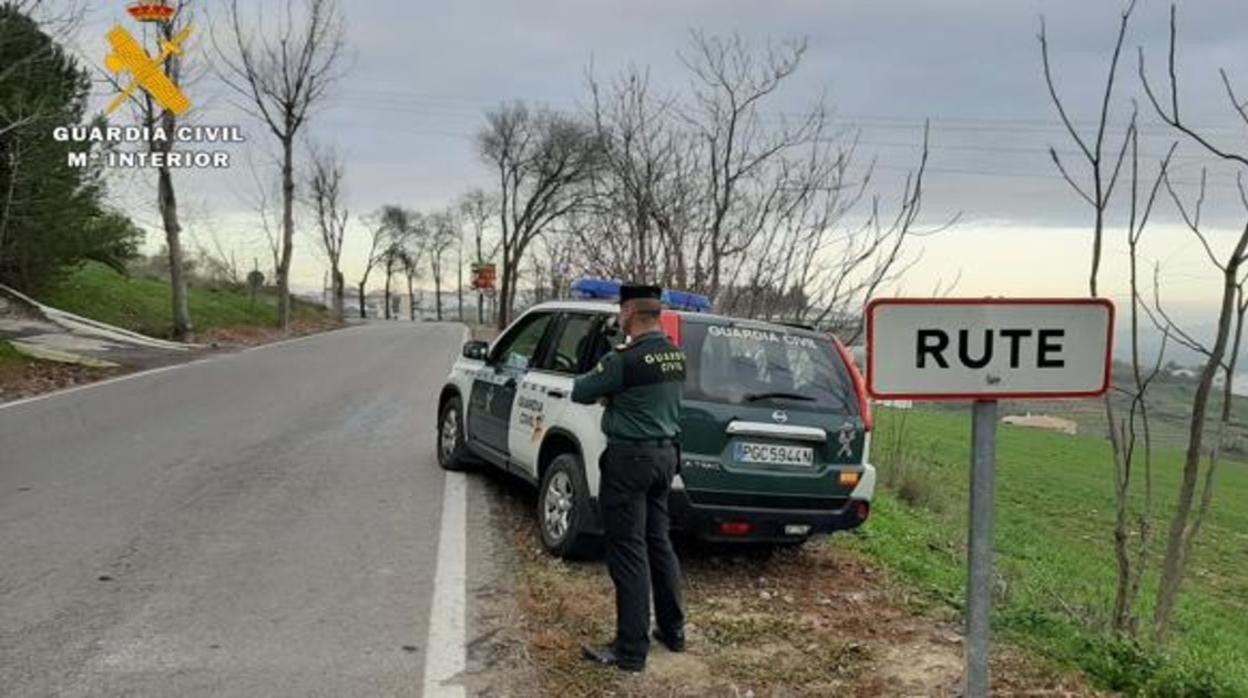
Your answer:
[72,0,1248,314]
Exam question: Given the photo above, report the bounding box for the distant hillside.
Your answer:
[922,362,1248,455]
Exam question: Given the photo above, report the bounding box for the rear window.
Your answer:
[682,321,859,414]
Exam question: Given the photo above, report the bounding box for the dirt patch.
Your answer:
[0,356,125,402]
[199,317,345,348]
[0,318,345,403]
[484,472,1099,697]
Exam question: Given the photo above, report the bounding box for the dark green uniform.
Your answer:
[571,331,685,439]
[572,329,686,668]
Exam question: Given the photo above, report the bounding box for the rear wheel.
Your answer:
[437,395,471,471]
[538,453,593,559]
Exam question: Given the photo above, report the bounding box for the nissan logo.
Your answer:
[772,410,788,424]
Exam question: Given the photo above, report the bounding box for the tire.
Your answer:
[537,453,594,559]
[437,395,471,471]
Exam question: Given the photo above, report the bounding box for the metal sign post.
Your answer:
[966,399,998,697]
[865,298,1115,697]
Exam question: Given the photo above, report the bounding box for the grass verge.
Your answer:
[494,470,1090,697]
[38,262,329,339]
[863,406,1248,696]
[0,339,28,368]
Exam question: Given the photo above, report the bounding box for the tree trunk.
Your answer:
[358,279,367,318]
[332,269,345,320]
[383,260,393,320]
[0,141,22,276]
[159,161,193,340]
[435,274,443,321]
[457,238,464,322]
[276,135,296,330]
[476,232,484,325]
[495,250,513,330]
[1153,238,1246,642]
[408,273,416,321]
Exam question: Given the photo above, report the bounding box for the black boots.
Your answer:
[581,644,645,672]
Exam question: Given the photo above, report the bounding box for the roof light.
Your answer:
[568,278,712,313]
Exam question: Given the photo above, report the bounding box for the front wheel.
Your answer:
[537,453,593,559]
[437,395,471,471]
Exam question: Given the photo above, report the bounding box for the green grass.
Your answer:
[847,407,1248,695]
[38,262,324,339]
[0,339,29,368]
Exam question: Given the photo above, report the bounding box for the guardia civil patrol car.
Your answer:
[436,279,876,558]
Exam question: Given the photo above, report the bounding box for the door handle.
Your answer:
[547,389,566,400]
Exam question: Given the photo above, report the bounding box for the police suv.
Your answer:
[436,280,876,558]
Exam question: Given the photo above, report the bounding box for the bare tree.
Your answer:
[426,209,457,321]
[587,63,683,282]
[580,35,948,337]
[237,150,283,279]
[458,188,499,324]
[370,205,413,321]
[355,211,388,319]
[307,142,348,319]
[478,102,601,328]
[94,1,197,338]
[1138,4,1248,643]
[215,0,347,329]
[193,225,245,287]
[1040,2,1159,635]
[401,212,428,321]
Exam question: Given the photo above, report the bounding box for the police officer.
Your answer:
[572,283,686,673]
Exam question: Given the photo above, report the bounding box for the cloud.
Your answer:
[73,0,1248,307]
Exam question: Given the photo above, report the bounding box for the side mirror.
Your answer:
[600,317,623,343]
[462,340,489,361]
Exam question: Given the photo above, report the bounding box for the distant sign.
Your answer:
[866,298,1114,400]
[471,263,496,291]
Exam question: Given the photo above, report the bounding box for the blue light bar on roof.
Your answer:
[569,278,712,312]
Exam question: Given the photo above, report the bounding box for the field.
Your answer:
[862,406,1248,695]
[37,262,328,339]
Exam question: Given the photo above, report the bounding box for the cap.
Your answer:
[619,283,661,303]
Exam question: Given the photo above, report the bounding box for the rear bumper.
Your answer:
[669,490,870,543]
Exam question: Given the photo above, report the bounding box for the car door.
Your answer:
[467,311,556,460]
[509,312,603,478]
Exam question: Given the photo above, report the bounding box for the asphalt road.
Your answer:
[0,322,475,697]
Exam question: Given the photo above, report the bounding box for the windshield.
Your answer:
[682,321,859,414]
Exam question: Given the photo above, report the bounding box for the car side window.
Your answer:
[585,315,618,368]
[543,313,597,374]
[492,313,554,371]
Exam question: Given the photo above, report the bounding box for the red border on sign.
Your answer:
[865,297,1115,401]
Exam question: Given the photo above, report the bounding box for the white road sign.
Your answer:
[866,298,1114,400]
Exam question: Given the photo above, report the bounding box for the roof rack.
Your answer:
[569,278,712,313]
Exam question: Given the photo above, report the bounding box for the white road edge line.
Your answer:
[423,471,468,698]
[0,324,370,412]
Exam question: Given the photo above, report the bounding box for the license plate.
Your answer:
[733,442,815,467]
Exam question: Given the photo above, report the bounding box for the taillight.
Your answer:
[660,310,682,346]
[719,521,753,536]
[831,336,873,432]
[854,501,871,521]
